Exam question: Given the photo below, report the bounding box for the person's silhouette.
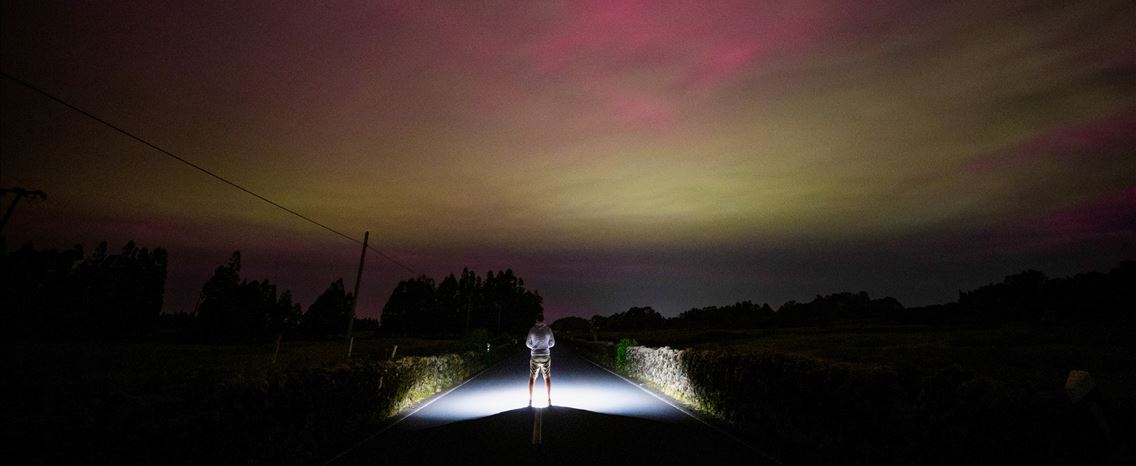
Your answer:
[526,313,555,406]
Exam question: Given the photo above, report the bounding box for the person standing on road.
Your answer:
[526,313,555,406]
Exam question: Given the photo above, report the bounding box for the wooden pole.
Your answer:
[346,231,369,357]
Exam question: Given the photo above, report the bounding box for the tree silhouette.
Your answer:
[269,289,302,337]
[379,268,543,337]
[1,240,166,339]
[380,276,437,336]
[194,251,300,341]
[76,241,168,337]
[550,316,589,335]
[301,278,352,340]
[589,306,665,331]
[195,252,242,341]
[676,300,775,328]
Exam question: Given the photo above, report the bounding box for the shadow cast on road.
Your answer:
[336,406,761,465]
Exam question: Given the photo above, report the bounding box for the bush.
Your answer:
[615,338,638,372]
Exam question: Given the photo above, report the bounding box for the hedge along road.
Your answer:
[325,344,780,465]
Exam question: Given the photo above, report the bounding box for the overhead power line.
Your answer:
[0,70,417,275]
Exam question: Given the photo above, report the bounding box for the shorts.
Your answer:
[529,354,551,380]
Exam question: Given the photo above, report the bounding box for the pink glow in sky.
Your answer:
[2,0,1133,320]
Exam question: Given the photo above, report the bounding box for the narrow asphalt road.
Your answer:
[328,344,777,465]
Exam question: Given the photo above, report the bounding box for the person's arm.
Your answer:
[547,329,555,348]
[526,331,535,349]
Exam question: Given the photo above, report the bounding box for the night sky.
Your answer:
[2,0,1133,321]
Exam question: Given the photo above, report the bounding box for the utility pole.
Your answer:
[345,231,369,358]
[0,188,47,234]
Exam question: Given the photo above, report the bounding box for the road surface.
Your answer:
[327,344,777,465]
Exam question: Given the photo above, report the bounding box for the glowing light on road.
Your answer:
[412,377,670,422]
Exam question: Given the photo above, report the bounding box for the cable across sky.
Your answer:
[0,70,418,275]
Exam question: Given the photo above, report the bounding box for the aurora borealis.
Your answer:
[2,0,1133,320]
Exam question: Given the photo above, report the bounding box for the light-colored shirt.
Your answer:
[526,322,555,357]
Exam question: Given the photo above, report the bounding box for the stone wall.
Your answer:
[624,346,703,409]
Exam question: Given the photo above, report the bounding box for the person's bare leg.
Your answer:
[528,375,535,406]
[545,376,552,405]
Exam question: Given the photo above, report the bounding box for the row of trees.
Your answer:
[194,262,547,340]
[2,238,543,342]
[0,241,359,342]
[381,268,543,337]
[553,293,904,335]
[194,252,354,342]
[2,240,167,339]
[555,261,1135,333]
[7,236,1129,340]
[905,261,1135,325]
